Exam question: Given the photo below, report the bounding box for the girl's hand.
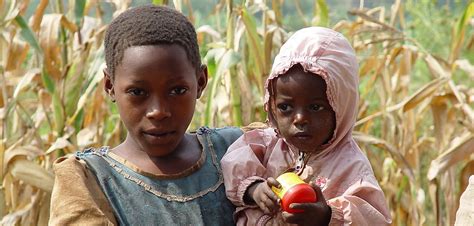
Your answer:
[247,177,281,215]
[281,182,331,226]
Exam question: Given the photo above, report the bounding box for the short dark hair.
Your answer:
[104,5,201,79]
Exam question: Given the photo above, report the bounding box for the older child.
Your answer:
[221,27,392,225]
[49,5,242,225]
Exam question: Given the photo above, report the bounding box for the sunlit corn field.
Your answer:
[0,0,473,225]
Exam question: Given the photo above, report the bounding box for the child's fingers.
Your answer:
[263,181,279,202]
[265,195,281,213]
[258,204,273,215]
[280,211,301,224]
[287,201,332,225]
[288,202,315,212]
[267,177,280,188]
[259,187,280,214]
[257,195,277,214]
[310,182,326,203]
[259,204,273,215]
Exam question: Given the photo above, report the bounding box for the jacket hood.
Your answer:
[264,27,359,158]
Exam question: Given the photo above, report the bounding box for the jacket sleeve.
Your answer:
[221,129,271,207]
[221,129,284,226]
[326,175,392,225]
[49,155,117,225]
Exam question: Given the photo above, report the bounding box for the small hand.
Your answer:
[281,182,331,226]
[247,178,281,215]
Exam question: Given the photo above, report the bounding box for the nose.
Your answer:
[293,109,309,129]
[146,98,171,121]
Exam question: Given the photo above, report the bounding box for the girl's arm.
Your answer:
[49,156,117,225]
[221,129,279,226]
[221,129,270,206]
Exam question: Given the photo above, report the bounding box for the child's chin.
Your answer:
[295,146,322,153]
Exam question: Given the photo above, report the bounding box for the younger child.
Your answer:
[221,27,392,225]
[49,5,242,225]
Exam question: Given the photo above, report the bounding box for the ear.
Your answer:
[103,68,116,102]
[196,65,208,98]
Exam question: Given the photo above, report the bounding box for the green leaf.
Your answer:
[450,2,474,61]
[41,70,55,93]
[313,0,329,27]
[229,67,242,126]
[204,49,240,125]
[240,7,265,92]
[152,0,165,5]
[74,0,86,26]
[65,61,86,117]
[455,2,474,37]
[52,92,65,135]
[73,109,84,132]
[215,49,240,78]
[14,15,42,53]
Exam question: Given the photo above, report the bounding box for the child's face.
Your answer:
[105,44,207,156]
[271,65,336,153]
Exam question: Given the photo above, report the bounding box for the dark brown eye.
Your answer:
[277,103,292,112]
[310,104,324,111]
[126,88,147,96]
[170,87,188,95]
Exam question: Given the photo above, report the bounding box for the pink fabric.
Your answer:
[221,27,391,225]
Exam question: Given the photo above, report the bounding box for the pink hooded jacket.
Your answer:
[221,27,392,225]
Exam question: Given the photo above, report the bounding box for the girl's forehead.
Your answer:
[119,45,193,71]
[122,45,188,64]
[113,44,198,84]
[274,66,326,90]
[273,72,328,102]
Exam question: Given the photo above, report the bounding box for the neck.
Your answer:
[112,133,202,175]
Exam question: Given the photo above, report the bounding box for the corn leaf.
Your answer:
[74,0,86,26]
[402,77,447,112]
[204,49,240,125]
[427,133,474,181]
[312,0,329,27]
[9,159,54,192]
[14,15,42,53]
[240,7,265,86]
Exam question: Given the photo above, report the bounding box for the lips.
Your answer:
[142,129,176,143]
[291,132,316,152]
[293,132,312,139]
[143,129,174,137]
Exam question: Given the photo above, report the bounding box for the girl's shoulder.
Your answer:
[196,125,277,153]
[196,126,243,146]
[198,125,242,136]
[53,147,107,172]
[53,147,117,178]
[50,150,117,225]
[52,153,88,175]
[241,126,277,147]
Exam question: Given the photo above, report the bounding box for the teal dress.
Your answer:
[75,127,242,225]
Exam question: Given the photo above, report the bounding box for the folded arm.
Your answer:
[221,129,278,225]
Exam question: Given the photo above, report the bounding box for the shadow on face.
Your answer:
[271,64,336,153]
[103,44,208,157]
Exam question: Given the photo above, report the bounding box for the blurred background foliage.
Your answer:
[0,0,473,225]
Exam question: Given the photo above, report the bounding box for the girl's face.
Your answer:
[105,44,207,157]
[271,65,336,153]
